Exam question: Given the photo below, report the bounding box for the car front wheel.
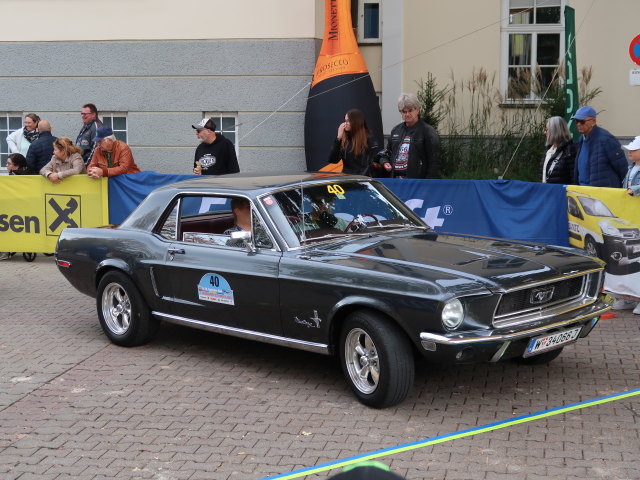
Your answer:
[584,236,600,259]
[339,310,414,408]
[97,271,158,347]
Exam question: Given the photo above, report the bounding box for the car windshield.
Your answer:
[578,196,615,217]
[262,180,424,246]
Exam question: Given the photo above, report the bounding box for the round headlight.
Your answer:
[442,298,464,330]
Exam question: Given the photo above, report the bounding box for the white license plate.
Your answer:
[524,326,582,357]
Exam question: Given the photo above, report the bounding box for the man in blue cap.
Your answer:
[86,126,140,178]
[571,105,627,187]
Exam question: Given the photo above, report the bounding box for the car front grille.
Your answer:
[619,228,640,240]
[493,271,602,328]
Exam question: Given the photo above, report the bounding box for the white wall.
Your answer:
[0,0,319,41]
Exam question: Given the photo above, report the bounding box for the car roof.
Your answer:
[155,171,370,196]
[119,171,373,231]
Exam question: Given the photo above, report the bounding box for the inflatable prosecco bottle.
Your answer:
[304,0,383,172]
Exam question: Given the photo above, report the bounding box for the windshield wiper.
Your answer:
[300,233,349,243]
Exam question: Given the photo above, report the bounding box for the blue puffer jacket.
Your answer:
[573,125,628,187]
[25,131,58,174]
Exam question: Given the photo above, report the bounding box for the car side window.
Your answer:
[158,195,273,249]
[158,203,179,240]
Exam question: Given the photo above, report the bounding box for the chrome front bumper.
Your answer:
[420,295,612,351]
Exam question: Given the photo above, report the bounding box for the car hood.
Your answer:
[595,217,639,230]
[307,231,600,292]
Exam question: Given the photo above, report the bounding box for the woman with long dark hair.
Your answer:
[6,153,34,175]
[328,109,380,175]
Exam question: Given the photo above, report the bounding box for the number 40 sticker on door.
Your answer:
[197,273,235,305]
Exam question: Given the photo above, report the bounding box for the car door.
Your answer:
[160,194,282,335]
[164,243,282,335]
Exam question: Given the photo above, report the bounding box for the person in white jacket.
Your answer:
[6,113,40,155]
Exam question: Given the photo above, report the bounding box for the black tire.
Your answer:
[515,347,563,365]
[23,252,37,262]
[339,310,414,408]
[96,271,159,347]
[584,236,601,259]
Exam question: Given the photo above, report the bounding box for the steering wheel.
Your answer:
[345,213,380,232]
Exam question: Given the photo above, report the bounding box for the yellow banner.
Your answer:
[566,186,640,299]
[0,176,109,253]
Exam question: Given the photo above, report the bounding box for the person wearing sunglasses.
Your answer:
[75,103,103,164]
[191,117,239,176]
[571,105,627,187]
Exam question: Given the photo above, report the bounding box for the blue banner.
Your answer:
[108,172,196,224]
[108,174,570,246]
[379,178,569,246]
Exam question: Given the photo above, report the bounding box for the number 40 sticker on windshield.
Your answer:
[197,273,235,305]
[327,184,346,199]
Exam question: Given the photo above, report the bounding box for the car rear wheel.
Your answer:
[339,310,414,408]
[515,347,563,365]
[97,271,158,347]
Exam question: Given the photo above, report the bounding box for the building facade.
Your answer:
[1,0,639,174]
[0,0,321,173]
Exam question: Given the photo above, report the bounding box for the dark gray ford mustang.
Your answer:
[56,173,612,408]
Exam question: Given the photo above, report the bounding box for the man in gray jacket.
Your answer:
[75,103,103,164]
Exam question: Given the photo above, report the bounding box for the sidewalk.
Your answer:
[0,257,638,480]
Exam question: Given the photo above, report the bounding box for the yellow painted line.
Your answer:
[261,388,640,479]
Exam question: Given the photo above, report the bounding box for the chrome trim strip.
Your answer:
[420,301,610,347]
[149,267,159,297]
[494,296,595,328]
[152,311,330,355]
[496,267,603,294]
[490,341,511,362]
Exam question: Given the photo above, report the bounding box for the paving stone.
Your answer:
[1,257,640,479]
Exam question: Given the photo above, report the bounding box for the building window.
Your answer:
[204,113,238,153]
[501,0,564,101]
[0,113,23,169]
[357,0,381,43]
[101,113,128,142]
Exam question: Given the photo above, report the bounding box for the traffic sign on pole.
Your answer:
[629,34,640,65]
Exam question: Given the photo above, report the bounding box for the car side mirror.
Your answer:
[230,230,256,253]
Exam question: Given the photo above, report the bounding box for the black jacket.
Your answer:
[194,134,240,175]
[9,166,35,175]
[377,120,441,178]
[25,131,58,174]
[541,140,576,184]
[327,133,380,175]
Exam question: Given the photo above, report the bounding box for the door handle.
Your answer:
[168,247,185,255]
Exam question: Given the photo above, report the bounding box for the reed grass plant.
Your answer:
[417,67,601,181]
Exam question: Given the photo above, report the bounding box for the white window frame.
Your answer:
[101,112,128,143]
[1,112,23,170]
[500,0,566,103]
[357,0,381,43]
[204,112,239,155]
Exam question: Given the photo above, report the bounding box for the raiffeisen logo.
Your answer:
[405,199,452,229]
[45,194,81,236]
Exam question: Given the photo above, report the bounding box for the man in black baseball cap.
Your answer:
[192,117,239,175]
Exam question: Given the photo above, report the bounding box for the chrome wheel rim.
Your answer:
[101,283,132,335]
[344,328,379,394]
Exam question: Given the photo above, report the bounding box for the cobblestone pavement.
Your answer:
[0,255,639,480]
